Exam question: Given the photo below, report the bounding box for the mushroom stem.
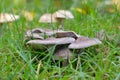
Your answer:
[47,23,54,30]
[47,23,52,30]
[62,57,69,67]
[57,18,64,30]
[0,24,3,36]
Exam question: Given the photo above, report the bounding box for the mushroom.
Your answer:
[0,13,19,23]
[39,13,56,26]
[53,10,74,30]
[26,37,75,50]
[53,47,72,66]
[0,13,19,35]
[69,37,102,49]
[25,26,102,67]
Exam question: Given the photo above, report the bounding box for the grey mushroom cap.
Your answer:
[39,13,56,23]
[54,47,72,60]
[27,37,75,45]
[26,37,75,49]
[68,37,102,49]
[0,13,19,23]
[55,31,81,39]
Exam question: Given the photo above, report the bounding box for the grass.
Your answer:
[0,0,120,80]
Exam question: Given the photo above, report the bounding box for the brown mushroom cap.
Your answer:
[53,10,74,19]
[55,31,80,39]
[0,13,19,23]
[26,37,75,49]
[54,47,72,60]
[39,13,56,23]
[29,28,44,33]
[68,37,102,49]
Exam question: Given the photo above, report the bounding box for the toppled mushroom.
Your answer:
[25,32,44,41]
[53,47,72,66]
[39,13,56,24]
[69,37,102,49]
[53,10,74,30]
[0,13,19,23]
[39,28,58,37]
[24,28,44,41]
[25,28,60,41]
[26,37,75,49]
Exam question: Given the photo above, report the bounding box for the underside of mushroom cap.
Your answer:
[27,37,75,45]
[26,37,75,49]
[69,37,102,49]
[0,13,19,23]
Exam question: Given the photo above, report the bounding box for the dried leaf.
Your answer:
[72,8,86,14]
[22,10,35,21]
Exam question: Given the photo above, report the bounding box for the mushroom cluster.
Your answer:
[25,10,102,66]
[25,29,102,66]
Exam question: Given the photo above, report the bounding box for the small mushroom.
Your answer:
[53,10,74,30]
[69,37,102,49]
[0,13,19,23]
[53,47,72,66]
[39,13,56,25]
[26,37,75,49]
